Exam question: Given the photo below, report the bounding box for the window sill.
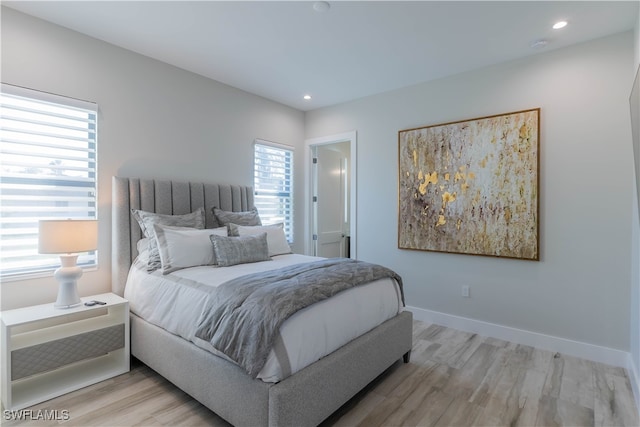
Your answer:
[1,266,98,284]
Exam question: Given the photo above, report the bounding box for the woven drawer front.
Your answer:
[11,324,125,381]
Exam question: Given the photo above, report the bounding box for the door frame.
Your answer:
[304,131,357,259]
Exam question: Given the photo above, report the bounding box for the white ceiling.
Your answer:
[5,1,639,111]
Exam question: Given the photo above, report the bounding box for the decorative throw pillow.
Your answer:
[153,225,227,274]
[228,223,292,257]
[131,207,205,272]
[210,233,270,267]
[212,206,262,228]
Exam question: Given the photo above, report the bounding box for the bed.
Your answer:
[111,176,413,427]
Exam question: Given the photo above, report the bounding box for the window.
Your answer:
[1,84,98,279]
[253,140,293,242]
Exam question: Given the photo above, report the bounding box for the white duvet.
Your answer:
[124,253,403,382]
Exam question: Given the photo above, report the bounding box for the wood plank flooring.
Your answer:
[4,320,639,426]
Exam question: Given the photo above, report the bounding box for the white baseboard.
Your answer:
[628,354,640,414]
[407,306,630,368]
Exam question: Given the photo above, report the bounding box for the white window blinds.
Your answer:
[253,140,293,242]
[1,84,98,279]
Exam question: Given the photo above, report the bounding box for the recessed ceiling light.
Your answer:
[553,21,568,30]
[303,94,312,100]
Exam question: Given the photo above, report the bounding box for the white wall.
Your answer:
[306,32,635,352]
[0,8,305,310]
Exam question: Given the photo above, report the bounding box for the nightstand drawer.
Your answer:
[11,324,125,380]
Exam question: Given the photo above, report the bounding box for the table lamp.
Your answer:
[38,219,98,308]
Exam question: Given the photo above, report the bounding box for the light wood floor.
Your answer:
[4,320,639,426]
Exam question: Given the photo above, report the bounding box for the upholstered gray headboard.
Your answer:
[111,177,254,296]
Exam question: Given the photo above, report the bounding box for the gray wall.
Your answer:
[630,16,640,397]
[0,8,305,310]
[306,32,635,351]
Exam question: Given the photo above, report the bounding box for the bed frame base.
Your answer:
[131,311,413,426]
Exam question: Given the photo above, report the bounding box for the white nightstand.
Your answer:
[1,293,130,410]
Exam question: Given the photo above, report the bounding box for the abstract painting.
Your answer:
[398,109,540,260]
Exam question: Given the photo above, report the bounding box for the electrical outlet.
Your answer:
[461,285,470,298]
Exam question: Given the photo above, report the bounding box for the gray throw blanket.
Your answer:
[194,258,404,378]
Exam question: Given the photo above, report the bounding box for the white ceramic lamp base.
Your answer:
[53,254,82,308]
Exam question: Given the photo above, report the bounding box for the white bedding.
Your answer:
[124,253,403,382]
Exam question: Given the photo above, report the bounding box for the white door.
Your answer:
[314,145,347,258]
[305,131,356,259]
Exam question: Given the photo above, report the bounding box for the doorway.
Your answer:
[305,131,357,259]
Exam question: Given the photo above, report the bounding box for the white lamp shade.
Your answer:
[38,220,98,254]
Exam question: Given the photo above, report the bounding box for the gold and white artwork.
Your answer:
[398,109,539,260]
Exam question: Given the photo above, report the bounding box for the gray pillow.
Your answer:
[228,223,292,256]
[212,206,261,230]
[131,207,205,272]
[210,233,270,267]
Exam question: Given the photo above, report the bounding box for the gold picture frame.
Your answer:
[630,66,640,218]
[398,108,540,260]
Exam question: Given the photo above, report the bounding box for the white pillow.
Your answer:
[131,207,206,272]
[135,238,150,264]
[153,225,227,274]
[228,223,292,257]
